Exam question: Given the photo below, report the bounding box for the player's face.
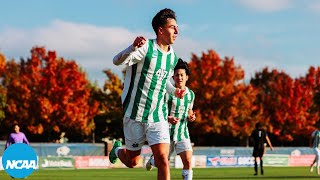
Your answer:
[173,69,188,89]
[158,18,178,45]
[14,125,20,133]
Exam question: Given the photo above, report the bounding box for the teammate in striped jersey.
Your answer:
[310,128,320,174]
[146,59,196,180]
[109,8,185,180]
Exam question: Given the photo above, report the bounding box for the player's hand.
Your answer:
[174,88,186,99]
[188,112,196,122]
[168,116,179,124]
[270,147,274,151]
[133,36,146,48]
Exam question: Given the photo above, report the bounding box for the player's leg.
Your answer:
[147,121,171,180]
[146,141,174,171]
[117,148,141,168]
[110,117,145,168]
[252,149,258,175]
[179,151,193,180]
[150,143,170,180]
[176,140,193,180]
[315,148,320,175]
[310,156,316,172]
[146,154,154,171]
[254,157,258,175]
[259,156,264,175]
[259,149,264,175]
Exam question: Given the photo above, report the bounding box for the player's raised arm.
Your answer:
[113,36,148,66]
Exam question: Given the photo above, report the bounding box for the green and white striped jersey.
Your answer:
[312,130,320,148]
[113,39,178,123]
[167,87,195,142]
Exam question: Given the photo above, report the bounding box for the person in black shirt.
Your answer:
[250,122,273,175]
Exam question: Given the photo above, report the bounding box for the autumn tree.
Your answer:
[301,66,320,129]
[93,69,124,142]
[250,68,316,145]
[1,47,99,142]
[0,53,6,124]
[188,50,261,146]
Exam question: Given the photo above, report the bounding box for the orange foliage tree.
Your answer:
[93,69,124,141]
[188,50,261,145]
[250,68,316,144]
[2,47,99,142]
[0,53,6,122]
[301,66,320,129]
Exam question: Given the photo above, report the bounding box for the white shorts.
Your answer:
[123,117,170,151]
[169,139,193,155]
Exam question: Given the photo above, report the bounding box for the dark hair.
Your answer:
[255,122,261,129]
[152,8,177,35]
[174,58,190,75]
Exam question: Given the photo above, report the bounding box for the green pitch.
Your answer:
[0,167,319,180]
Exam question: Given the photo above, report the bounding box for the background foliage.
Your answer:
[0,48,319,146]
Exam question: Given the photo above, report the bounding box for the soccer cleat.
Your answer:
[109,140,122,164]
[310,166,314,173]
[146,155,154,171]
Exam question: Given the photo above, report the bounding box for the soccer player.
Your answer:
[110,8,184,180]
[146,59,196,180]
[309,128,320,175]
[5,124,30,149]
[250,122,273,176]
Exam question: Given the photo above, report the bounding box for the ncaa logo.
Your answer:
[2,143,38,179]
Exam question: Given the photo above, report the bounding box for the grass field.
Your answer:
[0,167,319,180]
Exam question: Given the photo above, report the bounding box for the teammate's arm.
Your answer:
[265,135,273,151]
[5,134,13,150]
[188,109,196,122]
[168,116,179,124]
[188,94,196,122]
[310,132,315,148]
[113,36,148,66]
[23,133,30,145]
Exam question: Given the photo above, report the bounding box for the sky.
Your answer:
[1,0,319,87]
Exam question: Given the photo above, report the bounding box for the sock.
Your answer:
[115,147,123,158]
[254,161,258,174]
[182,169,193,180]
[150,157,155,166]
[260,160,264,174]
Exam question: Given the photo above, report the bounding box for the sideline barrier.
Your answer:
[75,156,110,169]
[0,143,317,169]
[39,157,75,169]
